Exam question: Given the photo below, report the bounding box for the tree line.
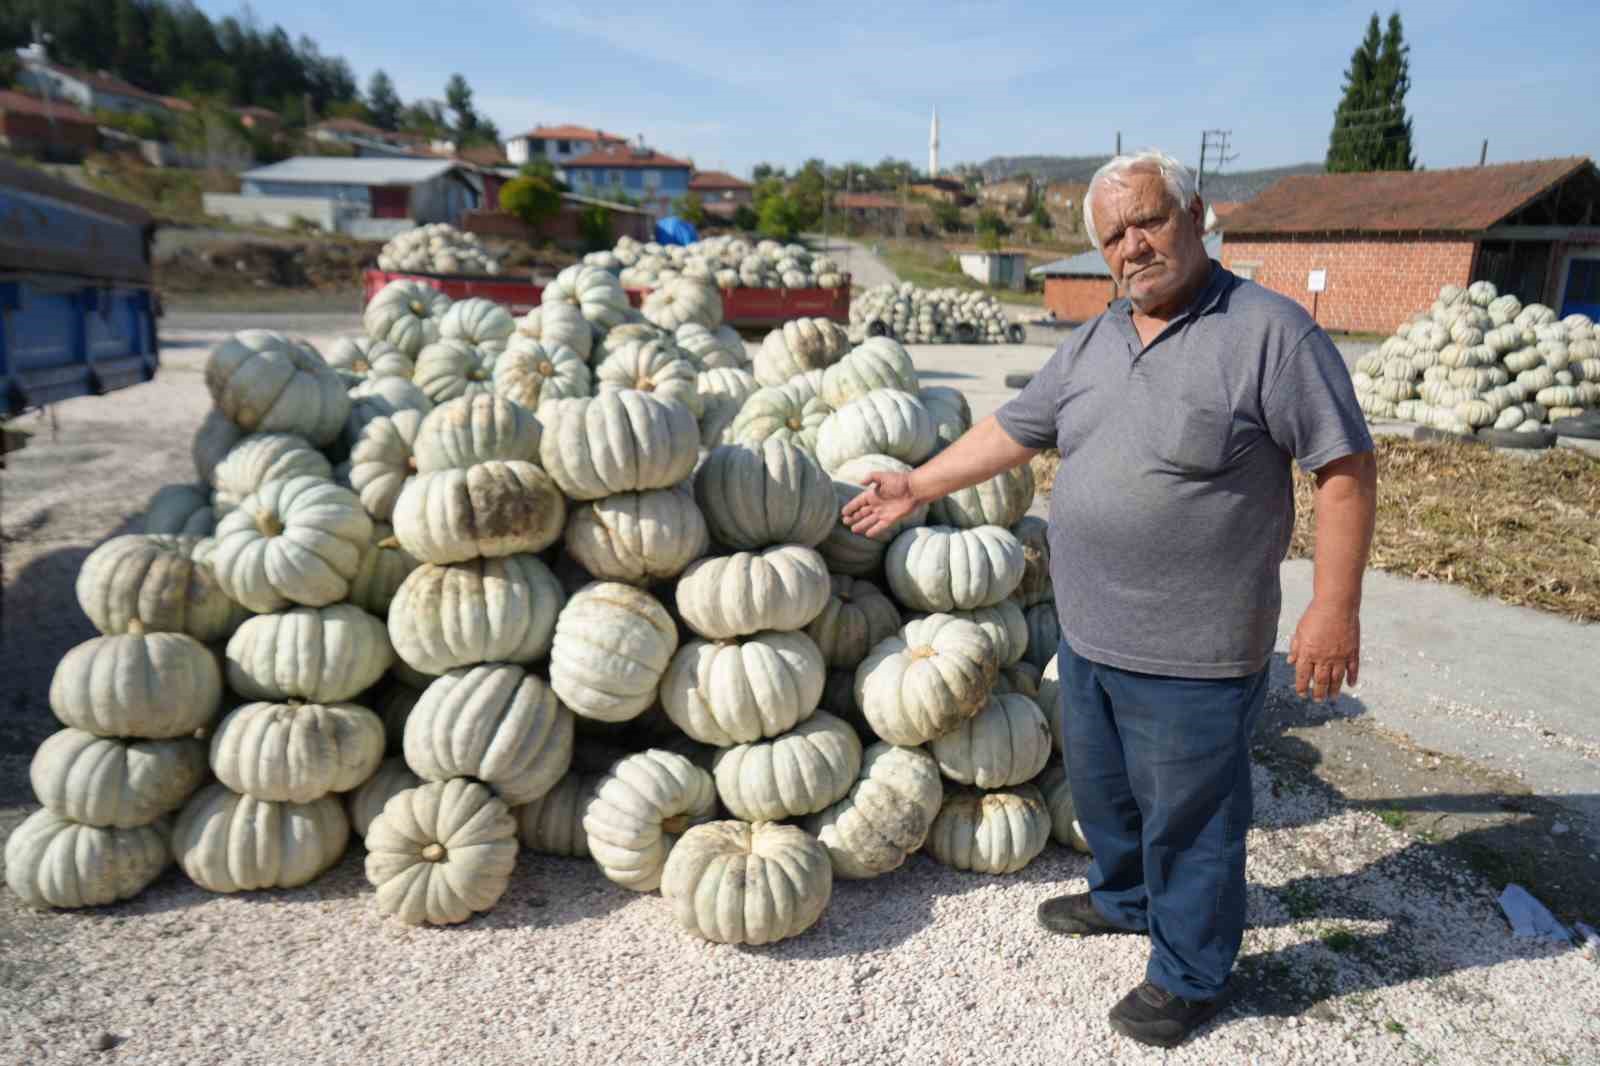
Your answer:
[0,0,498,145]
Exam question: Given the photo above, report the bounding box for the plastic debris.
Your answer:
[1497,884,1572,943]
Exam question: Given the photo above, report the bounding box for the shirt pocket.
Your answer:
[1143,359,1239,474]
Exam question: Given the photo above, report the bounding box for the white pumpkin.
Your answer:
[820,337,918,409]
[1037,764,1090,852]
[661,821,833,945]
[815,389,938,473]
[643,276,724,331]
[30,728,206,827]
[543,264,630,331]
[928,692,1052,788]
[539,391,699,501]
[404,664,574,805]
[676,322,747,370]
[365,778,519,925]
[696,366,758,447]
[5,809,170,909]
[192,410,244,485]
[595,337,704,416]
[387,553,564,676]
[327,335,414,380]
[210,700,386,803]
[923,784,1050,874]
[363,279,450,356]
[920,599,1028,667]
[548,582,678,722]
[493,339,592,410]
[660,630,826,746]
[346,756,422,838]
[49,625,221,739]
[210,476,373,613]
[225,603,394,703]
[392,461,566,564]
[144,483,215,536]
[514,770,597,858]
[204,330,349,446]
[562,486,708,586]
[343,376,432,452]
[76,535,236,643]
[412,339,495,404]
[712,711,862,821]
[920,385,972,446]
[929,464,1035,529]
[885,525,1025,611]
[752,317,851,386]
[582,748,717,892]
[731,379,833,453]
[804,576,903,669]
[439,297,516,356]
[675,545,832,640]
[804,742,944,879]
[348,524,420,618]
[211,432,333,516]
[173,783,350,892]
[694,439,836,550]
[855,614,998,746]
[412,393,540,473]
[818,454,928,576]
[516,301,593,362]
[347,410,424,522]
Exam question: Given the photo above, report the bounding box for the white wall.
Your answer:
[202,193,364,233]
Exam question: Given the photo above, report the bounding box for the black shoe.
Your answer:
[1108,980,1225,1048]
[1036,892,1145,936]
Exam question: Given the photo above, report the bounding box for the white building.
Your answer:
[504,124,627,168]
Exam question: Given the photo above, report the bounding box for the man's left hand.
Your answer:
[1287,601,1361,701]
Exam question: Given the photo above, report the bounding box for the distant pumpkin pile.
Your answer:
[850,282,1019,345]
[585,235,845,291]
[5,264,1081,947]
[376,223,500,276]
[1352,281,1599,435]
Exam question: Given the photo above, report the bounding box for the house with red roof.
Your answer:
[1219,157,1600,331]
[17,58,169,119]
[503,124,627,167]
[561,143,694,219]
[689,170,753,207]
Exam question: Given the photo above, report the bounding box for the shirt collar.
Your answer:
[1110,259,1231,324]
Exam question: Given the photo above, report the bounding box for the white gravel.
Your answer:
[3,318,1597,1065]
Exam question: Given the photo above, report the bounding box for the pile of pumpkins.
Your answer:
[376,223,500,276]
[584,235,844,292]
[4,265,1084,948]
[1353,281,1599,435]
[851,282,1021,345]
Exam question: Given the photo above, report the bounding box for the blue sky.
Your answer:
[203,1,1598,178]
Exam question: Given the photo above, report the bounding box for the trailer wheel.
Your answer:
[1004,373,1035,389]
[1477,427,1557,450]
[1006,324,1026,344]
[1551,413,1600,440]
[867,319,891,338]
[954,322,978,344]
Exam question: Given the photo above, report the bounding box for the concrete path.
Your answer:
[807,236,902,290]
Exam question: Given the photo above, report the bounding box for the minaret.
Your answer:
[928,106,940,177]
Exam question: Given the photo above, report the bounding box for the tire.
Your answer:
[866,319,890,338]
[954,322,977,344]
[1004,373,1035,389]
[1413,426,1482,446]
[1476,427,1557,450]
[1006,324,1026,344]
[1551,414,1600,440]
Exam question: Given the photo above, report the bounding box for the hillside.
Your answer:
[969,156,1325,202]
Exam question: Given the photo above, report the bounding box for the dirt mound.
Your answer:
[156,238,379,294]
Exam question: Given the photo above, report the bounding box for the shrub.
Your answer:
[500,176,562,229]
[579,203,613,251]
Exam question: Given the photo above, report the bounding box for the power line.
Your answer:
[1197,129,1238,195]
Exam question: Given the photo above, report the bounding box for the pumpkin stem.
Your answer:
[786,417,802,431]
[256,511,283,537]
[421,843,446,862]
[406,456,417,471]
[537,361,554,376]
[661,814,691,835]
[909,645,937,660]
[125,618,147,636]
[409,300,426,316]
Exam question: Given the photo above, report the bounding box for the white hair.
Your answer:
[1083,150,1200,251]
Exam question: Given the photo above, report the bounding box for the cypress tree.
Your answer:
[1326,12,1415,172]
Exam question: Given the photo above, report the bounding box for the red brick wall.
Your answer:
[1221,235,1477,333]
[1044,276,1117,322]
[0,111,98,159]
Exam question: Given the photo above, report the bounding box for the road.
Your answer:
[808,236,902,290]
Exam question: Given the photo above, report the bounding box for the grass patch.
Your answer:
[1277,884,1322,920]
[1292,436,1600,622]
[1376,807,1410,831]
[1384,1019,1407,1035]
[1320,926,1359,953]
[1037,436,1600,622]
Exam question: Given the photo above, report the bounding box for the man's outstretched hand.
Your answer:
[842,471,922,539]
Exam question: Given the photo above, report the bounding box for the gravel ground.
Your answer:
[3,319,1597,1065]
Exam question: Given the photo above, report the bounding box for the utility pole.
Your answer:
[1115,131,1121,156]
[1197,130,1238,196]
[1479,139,1488,167]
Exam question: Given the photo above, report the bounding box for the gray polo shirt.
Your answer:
[996,262,1373,679]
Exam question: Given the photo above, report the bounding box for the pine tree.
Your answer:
[1326,11,1416,172]
[367,70,401,130]
[444,74,478,138]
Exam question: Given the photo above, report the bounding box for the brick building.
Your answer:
[1034,234,1222,322]
[1219,157,1600,332]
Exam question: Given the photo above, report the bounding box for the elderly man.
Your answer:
[844,150,1377,1048]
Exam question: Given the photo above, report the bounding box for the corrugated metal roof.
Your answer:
[1221,158,1592,236]
[1032,233,1221,277]
[241,156,461,185]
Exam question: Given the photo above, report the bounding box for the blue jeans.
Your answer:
[1055,638,1267,1001]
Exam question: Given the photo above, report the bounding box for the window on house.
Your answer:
[557,140,570,154]
[1232,261,1261,281]
[609,170,621,185]
[531,138,545,153]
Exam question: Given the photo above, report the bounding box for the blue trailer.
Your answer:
[1,157,158,418]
